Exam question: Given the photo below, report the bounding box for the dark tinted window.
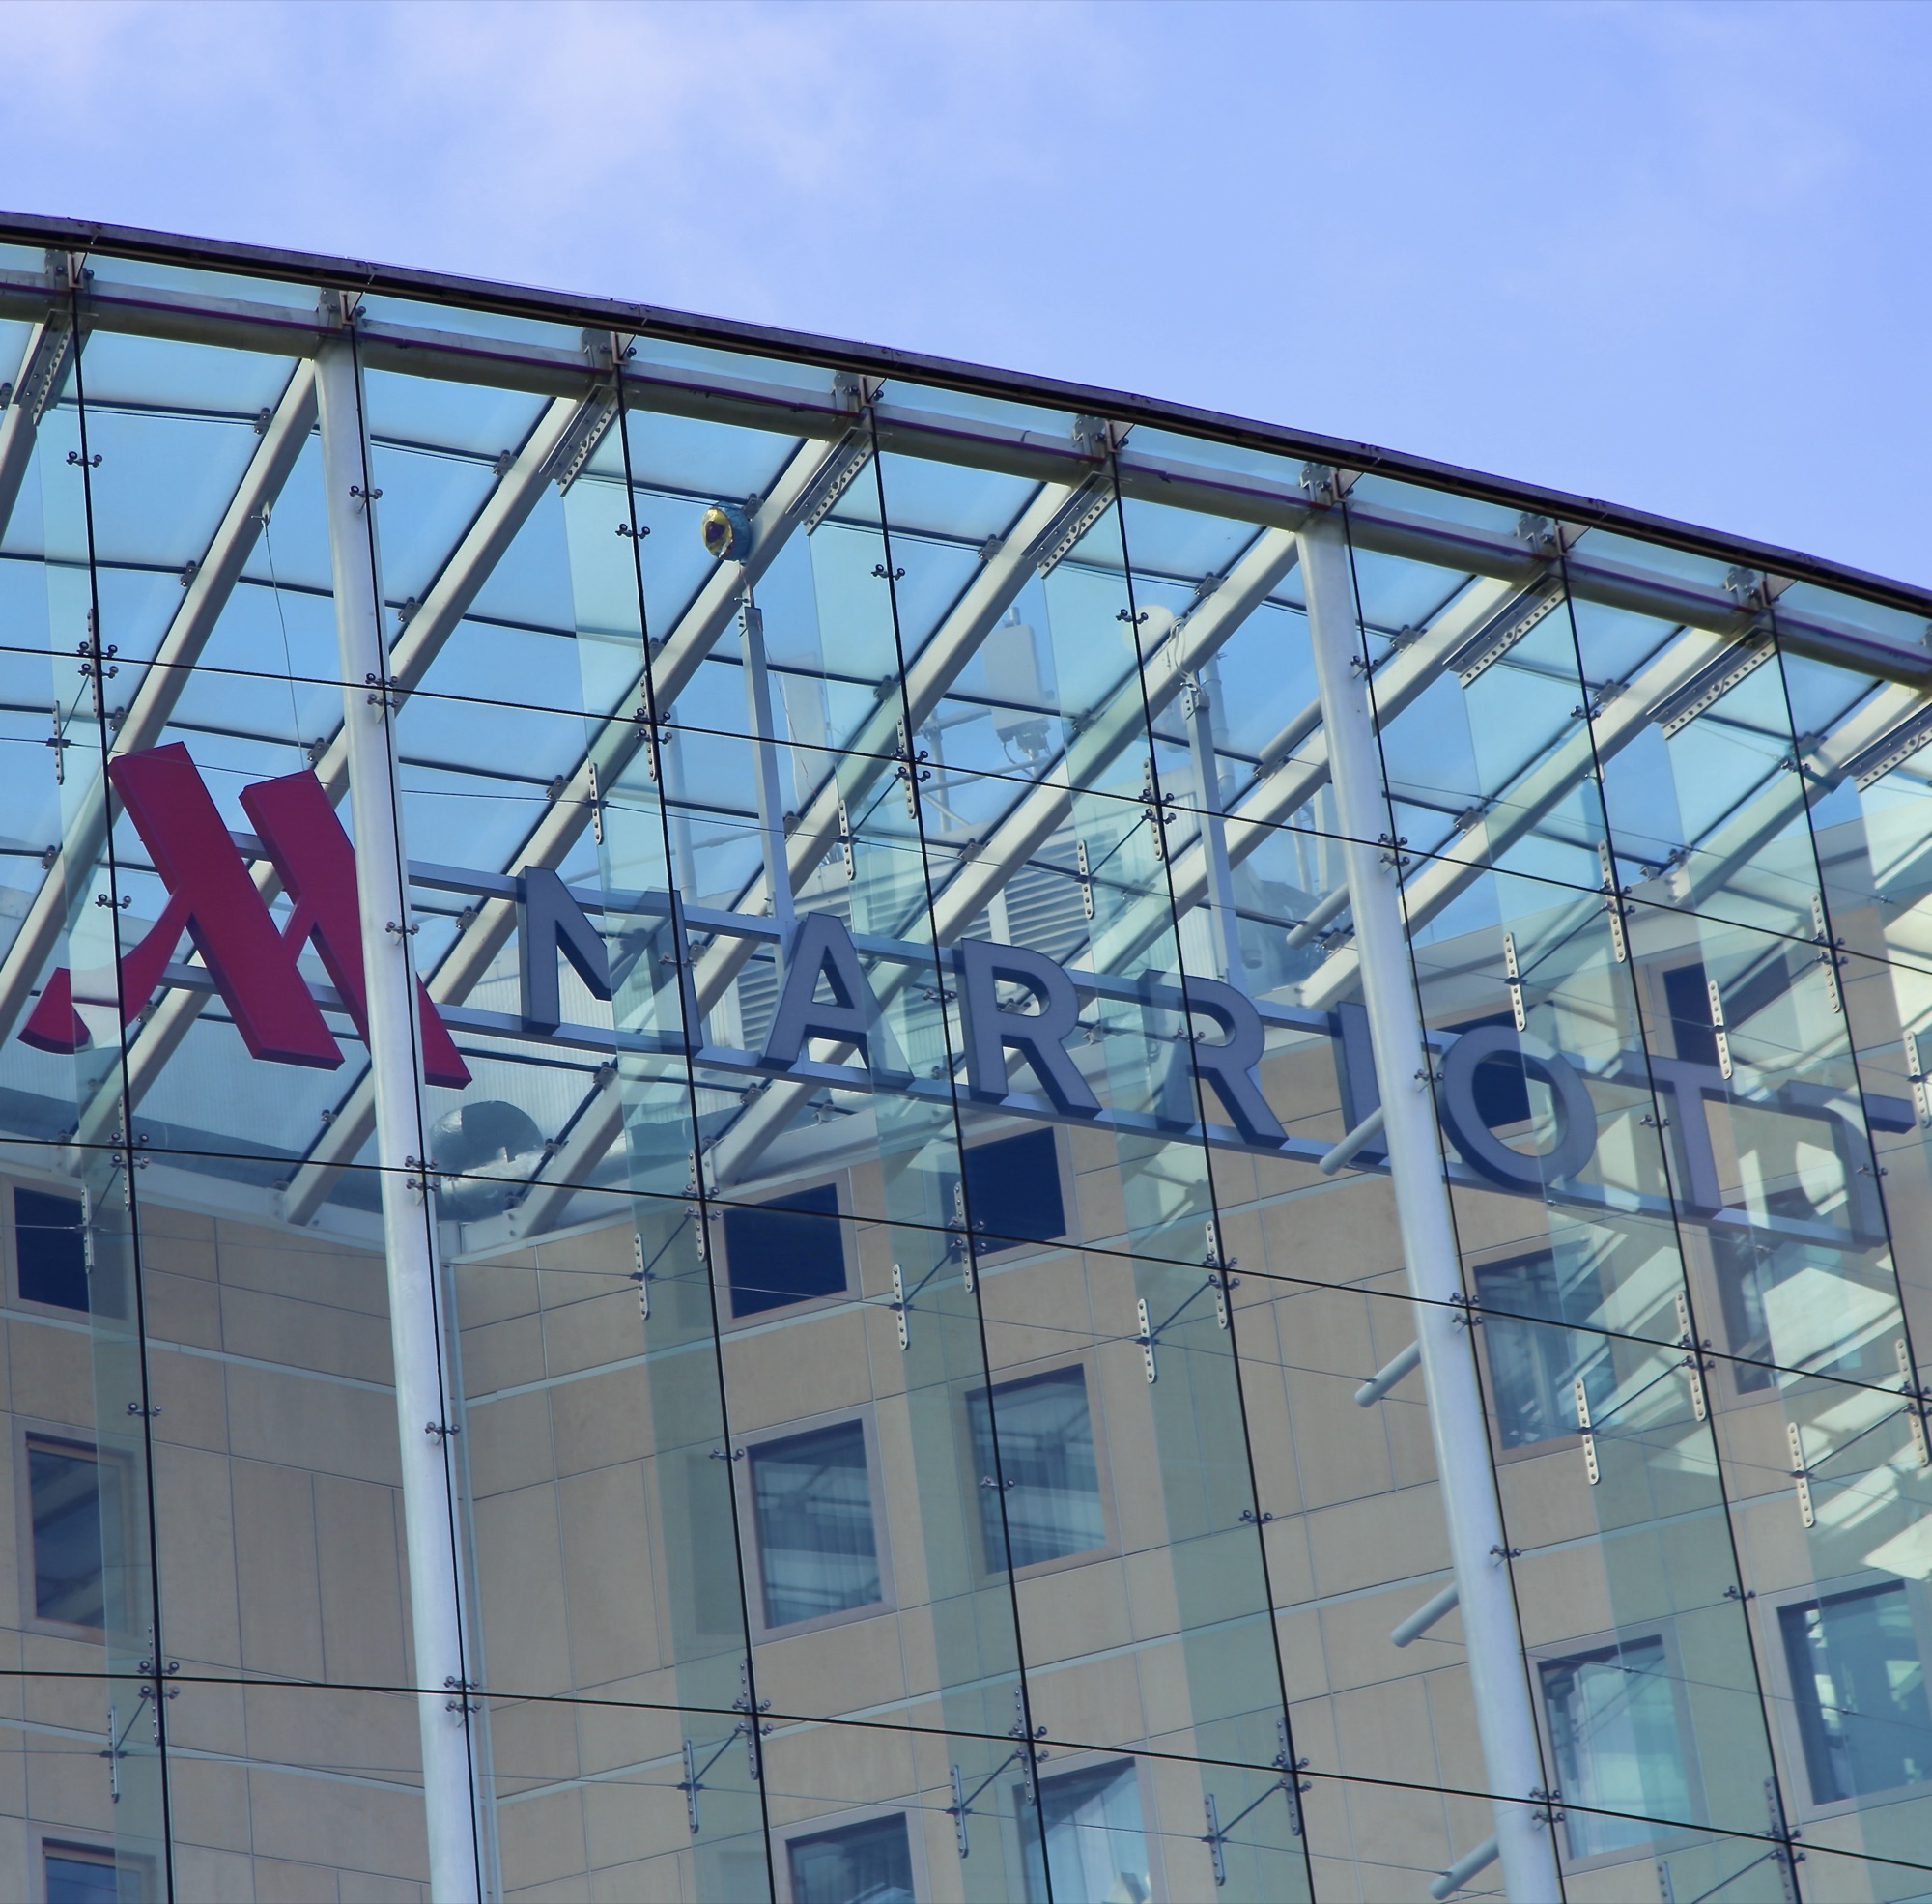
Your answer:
[30,1444,106,1628]
[787,1813,913,1904]
[722,1182,843,1318]
[15,1188,87,1312]
[1446,1014,1530,1127]
[1662,962,1719,1068]
[962,1128,1065,1248]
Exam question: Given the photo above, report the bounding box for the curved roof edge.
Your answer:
[3,207,1927,624]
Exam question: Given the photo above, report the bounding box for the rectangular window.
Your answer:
[44,1844,141,1904]
[29,1440,111,1630]
[749,1420,881,1629]
[1020,1762,1150,1904]
[15,1188,87,1313]
[785,1814,914,1904]
[1474,1251,1614,1450]
[961,1129,1065,1250]
[968,1367,1104,1571]
[1780,1581,1932,1804]
[1539,1637,1693,1860]
[723,1183,844,1318]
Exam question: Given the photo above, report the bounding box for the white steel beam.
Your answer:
[57,373,618,1159]
[1667,677,1919,913]
[10,261,1928,689]
[689,526,1301,1195]
[1300,618,1747,1011]
[678,474,1091,1018]
[0,362,319,1048]
[317,335,485,1904]
[503,470,1100,1232]
[280,427,872,1224]
[0,304,76,541]
[1300,512,1562,1902]
[1079,571,1528,983]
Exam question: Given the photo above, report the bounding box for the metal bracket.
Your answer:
[1788,1420,1815,1528]
[1675,1291,1709,1423]
[1898,1339,1931,1468]
[1576,1377,1600,1485]
[1135,1272,1229,1381]
[1598,840,1631,962]
[1811,893,1845,1014]
[1006,1688,1047,1810]
[1906,1031,1931,1128]
[1708,978,1733,1080]
[1502,930,1525,1032]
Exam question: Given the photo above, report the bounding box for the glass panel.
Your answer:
[786,1814,915,1904]
[748,1419,881,1627]
[1022,1760,1151,1904]
[966,1367,1104,1570]
[1539,1637,1695,1858]
[1780,1581,1932,1805]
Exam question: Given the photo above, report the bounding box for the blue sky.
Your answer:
[6,0,1927,588]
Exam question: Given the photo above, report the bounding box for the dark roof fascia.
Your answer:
[5,208,1928,625]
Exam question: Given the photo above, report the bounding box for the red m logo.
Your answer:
[23,744,470,1089]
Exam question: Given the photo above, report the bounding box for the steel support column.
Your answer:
[1300,513,1561,1902]
[317,335,487,1904]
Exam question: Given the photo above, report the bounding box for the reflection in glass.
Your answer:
[1780,1582,1932,1805]
[968,1367,1104,1570]
[1540,1638,1692,1858]
[1021,1762,1151,1904]
[28,1440,110,1627]
[43,1846,141,1904]
[785,1814,915,1904]
[750,1421,881,1627]
[1476,1249,1614,1449]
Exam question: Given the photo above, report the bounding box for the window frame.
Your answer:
[1526,1622,1707,1874]
[1759,1569,1932,1821]
[15,1424,128,1641]
[775,1804,924,1904]
[961,1352,1117,1584]
[713,1172,856,1327]
[734,1402,895,1640]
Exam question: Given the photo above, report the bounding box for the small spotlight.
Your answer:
[700,501,753,562]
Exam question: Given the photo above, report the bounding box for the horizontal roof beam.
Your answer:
[1,266,1920,678]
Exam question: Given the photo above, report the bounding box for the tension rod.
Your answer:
[945,1747,1026,1857]
[1136,1272,1232,1379]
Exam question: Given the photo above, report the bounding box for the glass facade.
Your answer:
[0,213,1924,1901]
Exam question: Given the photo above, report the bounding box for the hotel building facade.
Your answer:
[0,213,1926,1903]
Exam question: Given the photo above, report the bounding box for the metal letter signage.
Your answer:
[517,867,613,1035]
[25,744,469,1087]
[955,938,1101,1117]
[761,913,905,1082]
[18,745,1916,1255]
